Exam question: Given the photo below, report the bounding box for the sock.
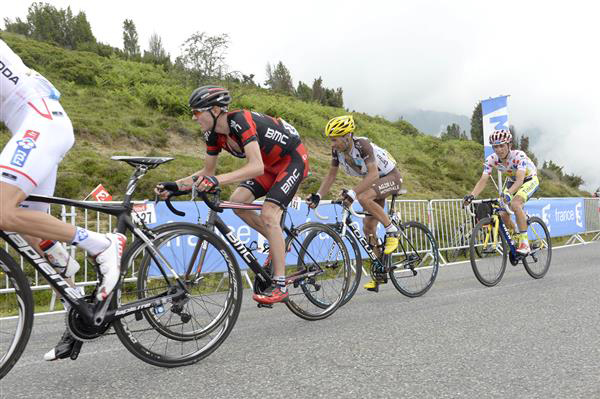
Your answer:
[275,275,287,293]
[71,228,110,256]
[385,223,398,234]
[519,231,529,244]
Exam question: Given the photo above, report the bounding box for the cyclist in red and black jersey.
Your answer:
[155,86,309,304]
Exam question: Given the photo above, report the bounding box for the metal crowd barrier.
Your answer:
[2,197,599,315]
[428,199,476,261]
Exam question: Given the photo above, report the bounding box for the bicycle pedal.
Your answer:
[366,286,379,293]
[257,303,273,309]
[70,340,83,360]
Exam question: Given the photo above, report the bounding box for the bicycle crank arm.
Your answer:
[70,340,84,360]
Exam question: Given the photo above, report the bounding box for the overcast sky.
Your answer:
[3,0,599,191]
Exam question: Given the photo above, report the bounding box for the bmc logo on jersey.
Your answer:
[10,130,40,168]
[229,120,243,133]
[265,128,289,145]
[281,168,300,194]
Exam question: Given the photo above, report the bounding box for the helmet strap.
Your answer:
[209,108,226,134]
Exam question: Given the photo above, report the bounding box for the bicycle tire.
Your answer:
[331,226,362,306]
[522,216,552,279]
[0,249,34,380]
[388,221,439,297]
[285,223,351,321]
[470,217,507,287]
[113,223,242,368]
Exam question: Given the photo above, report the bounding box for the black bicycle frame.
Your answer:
[0,163,188,326]
[334,198,422,271]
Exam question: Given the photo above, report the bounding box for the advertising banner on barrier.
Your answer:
[481,95,509,158]
[524,198,586,237]
[148,200,377,272]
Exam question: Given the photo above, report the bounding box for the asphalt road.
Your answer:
[2,242,599,399]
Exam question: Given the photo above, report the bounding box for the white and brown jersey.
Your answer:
[332,136,396,177]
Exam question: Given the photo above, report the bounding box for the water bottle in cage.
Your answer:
[40,240,81,277]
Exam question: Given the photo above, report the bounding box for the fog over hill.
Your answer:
[385,109,471,137]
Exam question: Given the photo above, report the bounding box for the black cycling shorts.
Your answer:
[240,143,309,209]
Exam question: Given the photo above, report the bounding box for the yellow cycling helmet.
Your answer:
[325,115,355,137]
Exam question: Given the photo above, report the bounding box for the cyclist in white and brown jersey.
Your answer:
[306,115,403,291]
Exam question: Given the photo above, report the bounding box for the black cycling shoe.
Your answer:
[43,329,81,361]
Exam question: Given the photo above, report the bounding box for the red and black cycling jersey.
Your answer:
[205,110,302,167]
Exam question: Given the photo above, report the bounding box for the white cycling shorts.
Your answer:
[0,98,74,211]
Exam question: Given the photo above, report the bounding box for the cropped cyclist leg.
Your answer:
[358,190,398,255]
[507,177,539,255]
[234,179,269,236]
[252,148,308,304]
[364,169,403,255]
[362,213,385,291]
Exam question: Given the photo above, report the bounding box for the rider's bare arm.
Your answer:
[506,169,526,195]
[215,140,264,185]
[470,173,490,198]
[175,155,218,191]
[353,162,379,194]
[317,165,339,198]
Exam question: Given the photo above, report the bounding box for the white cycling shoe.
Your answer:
[94,233,126,301]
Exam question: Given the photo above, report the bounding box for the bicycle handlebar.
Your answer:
[162,187,224,217]
[466,198,515,216]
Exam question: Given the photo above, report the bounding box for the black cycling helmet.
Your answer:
[189,86,231,110]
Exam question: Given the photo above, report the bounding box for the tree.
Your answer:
[242,73,257,86]
[509,124,519,149]
[312,77,324,103]
[3,17,30,36]
[520,135,530,152]
[441,123,461,140]
[143,33,170,68]
[265,61,294,94]
[4,2,96,49]
[122,19,140,60]
[180,31,230,82]
[470,101,484,145]
[296,81,312,101]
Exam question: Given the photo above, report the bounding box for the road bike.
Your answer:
[467,198,552,286]
[0,156,241,378]
[314,191,439,300]
[163,188,352,321]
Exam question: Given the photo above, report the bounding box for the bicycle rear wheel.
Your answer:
[0,249,33,379]
[285,223,351,321]
[113,223,242,368]
[388,221,439,297]
[522,216,552,279]
[470,218,507,287]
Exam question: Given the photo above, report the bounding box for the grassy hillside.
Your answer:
[0,32,589,202]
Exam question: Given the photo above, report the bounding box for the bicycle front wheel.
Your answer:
[470,217,507,287]
[0,249,33,379]
[522,216,552,279]
[335,228,362,306]
[285,223,351,321]
[388,221,439,297]
[113,223,242,368]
